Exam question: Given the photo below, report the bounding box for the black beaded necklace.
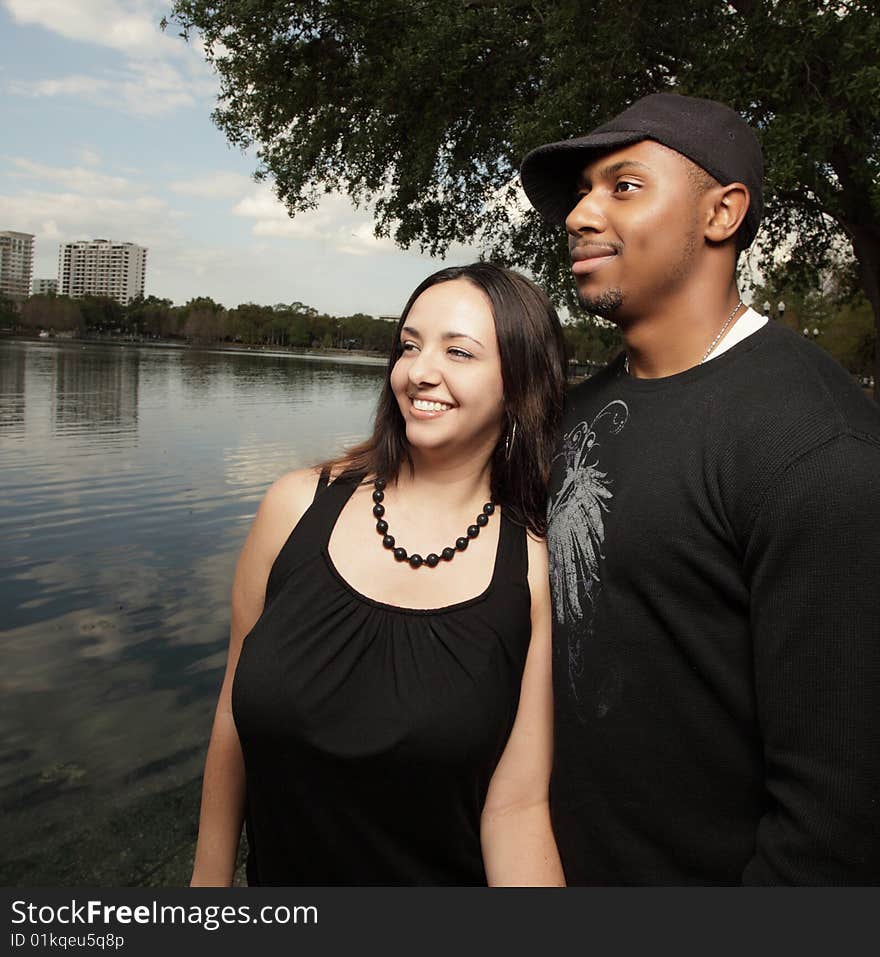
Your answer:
[371,478,495,569]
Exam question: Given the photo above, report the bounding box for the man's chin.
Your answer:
[577,286,624,319]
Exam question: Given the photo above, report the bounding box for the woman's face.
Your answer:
[389,278,506,458]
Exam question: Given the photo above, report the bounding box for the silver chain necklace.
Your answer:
[624,300,744,375]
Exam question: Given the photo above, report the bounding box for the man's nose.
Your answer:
[565,191,608,236]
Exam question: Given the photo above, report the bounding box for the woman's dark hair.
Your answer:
[322,262,567,537]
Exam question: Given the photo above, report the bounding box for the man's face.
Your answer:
[565,140,705,321]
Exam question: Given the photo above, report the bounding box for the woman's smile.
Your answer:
[410,396,455,417]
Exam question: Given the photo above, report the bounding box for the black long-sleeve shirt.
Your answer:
[547,320,880,884]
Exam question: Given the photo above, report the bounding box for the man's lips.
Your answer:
[570,243,620,276]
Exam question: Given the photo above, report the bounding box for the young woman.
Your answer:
[190,263,568,886]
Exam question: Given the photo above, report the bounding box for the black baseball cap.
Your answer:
[520,92,764,249]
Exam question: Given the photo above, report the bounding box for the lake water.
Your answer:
[0,339,385,885]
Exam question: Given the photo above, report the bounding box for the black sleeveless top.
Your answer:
[231,472,532,885]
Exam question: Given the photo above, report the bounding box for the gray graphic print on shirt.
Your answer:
[547,400,629,702]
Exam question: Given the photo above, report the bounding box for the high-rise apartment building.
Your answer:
[57,239,147,306]
[0,231,35,301]
[32,278,58,296]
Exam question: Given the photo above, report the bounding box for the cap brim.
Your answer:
[520,130,646,224]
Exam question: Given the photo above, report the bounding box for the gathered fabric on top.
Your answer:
[232,472,532,886]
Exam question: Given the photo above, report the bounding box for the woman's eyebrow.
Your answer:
[443,331,484,347]
[401,326,484,348]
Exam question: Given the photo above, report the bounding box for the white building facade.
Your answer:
[57,239,147,305]
[0,230,35,301]
[32,278,58,296]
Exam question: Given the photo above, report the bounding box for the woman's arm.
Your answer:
[480,534,565,887]
[190,469,319,886]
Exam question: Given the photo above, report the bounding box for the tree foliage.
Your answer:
[754,266,876,378]
[20,296,83,333]
[165,0,880,394]
[0,293,19,326]
[15,290,401,353]
[77,296,124,333]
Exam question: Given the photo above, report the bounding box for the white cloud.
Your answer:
[40,220,62,240]
[15,73,107,98]
[230,187,304,235]
[126,56,214,108]
[5,156,136,196]
[3,1,218,116]
[3,0,185,61]
[74,147,102,167]
[152,244,240,283]
[0,189,182,252]
[232,185,399,256]
[7,60,208,117]
[170,171,255,199]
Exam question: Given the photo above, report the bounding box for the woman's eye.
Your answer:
[448,348,473,359]
[400,341,418,352]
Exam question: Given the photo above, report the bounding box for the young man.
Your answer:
[520,93,880,884]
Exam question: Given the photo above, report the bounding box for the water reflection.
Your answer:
[0,339,384,884]
[0,345,26,432]
[52,346,139,435]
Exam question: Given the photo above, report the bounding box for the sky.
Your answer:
[0,0,482,316]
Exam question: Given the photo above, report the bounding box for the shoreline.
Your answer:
[1,333,601,378]
[0,333,390,367]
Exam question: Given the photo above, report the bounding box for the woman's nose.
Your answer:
[407,347,441,385]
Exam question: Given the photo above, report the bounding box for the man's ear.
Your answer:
[704,183,750,244]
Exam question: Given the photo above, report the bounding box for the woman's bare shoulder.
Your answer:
[240,467,323,565]
[256,467,323,533]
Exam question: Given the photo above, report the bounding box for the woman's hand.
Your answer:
[480,535,565,887]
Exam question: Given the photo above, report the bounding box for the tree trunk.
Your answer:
[849,225,880,403]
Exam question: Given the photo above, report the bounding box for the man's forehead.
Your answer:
[574,139,683,183]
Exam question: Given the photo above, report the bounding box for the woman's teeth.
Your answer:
[413,399,452,412]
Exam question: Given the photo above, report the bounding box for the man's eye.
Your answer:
[615,181,639,193]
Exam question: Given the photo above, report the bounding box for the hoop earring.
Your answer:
[504,420,517,460]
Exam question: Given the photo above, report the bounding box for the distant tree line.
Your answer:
[2,293,400,353]
[2,276,874,379]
